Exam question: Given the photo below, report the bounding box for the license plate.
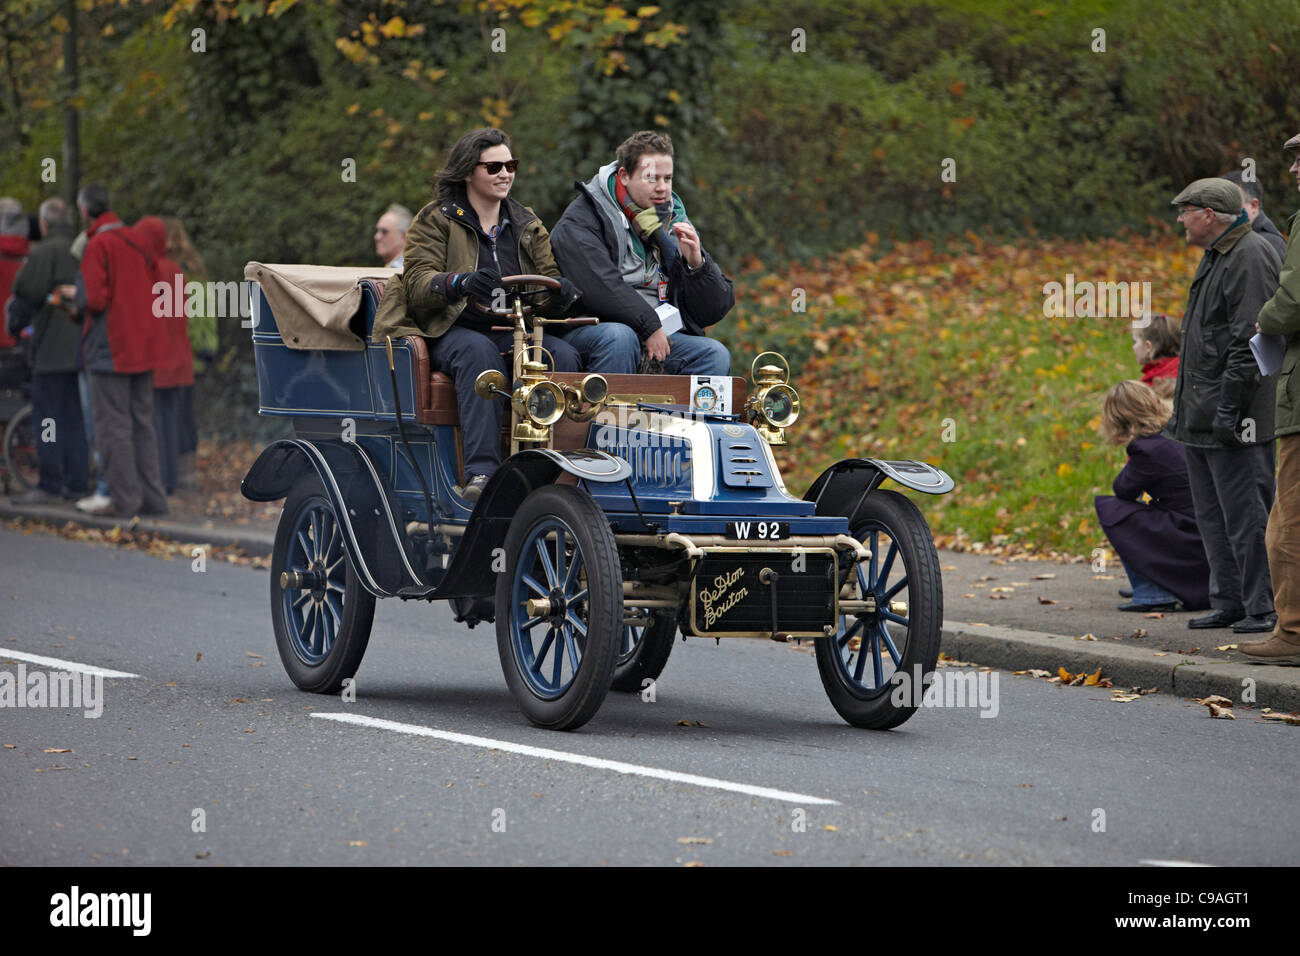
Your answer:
[725,520,789,541]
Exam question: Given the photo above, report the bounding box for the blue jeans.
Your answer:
[1121,557,1178,605]
[78,370,109,498]
[560,322,730,376]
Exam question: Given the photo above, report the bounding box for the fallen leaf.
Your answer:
[1144,612,1165,619]
[3,744,15,749]
[1194,695,1233,707]
[43,748,72,753]
[1260,712,1300,726]
[772,849,793,856]
[961,593,976,598]
[991,586,1015,593]
[1127,628,1147,639]
[1026,668,1051,678]
[195,850,211,859]
[1215,644,1239,651]
[195,652,202,662]
[1110,694,1141,702]
[1057,667,1073,682]
[823,825,838,831]
[1092,574,1116,580]
[677,837,713,845]
[348,840,367,847]
[1153,652,1169,656]
[1206,702,1235,719]
[1031,573,1056,580]
[245,651,264,659]
[989,593,1009,600]
[683,861,704,867]
[1075,633,1098,641]
[1037,596,1057,604]
[675,719,707,727]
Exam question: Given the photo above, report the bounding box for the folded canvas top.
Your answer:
[244,262,398,351]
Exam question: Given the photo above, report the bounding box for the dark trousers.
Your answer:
[89,370,168,516]
[1184,443,1275,616]
[176,384,197,455]
[428,327,580,480]
[30,370,89,496]
[154,386,181,495]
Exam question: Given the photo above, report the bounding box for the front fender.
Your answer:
[431,448,628,600]
[241,438,425,597]
[804,458,955,518]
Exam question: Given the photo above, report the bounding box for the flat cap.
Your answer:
[1285,132,1300,151]
[1171,177,1244,214]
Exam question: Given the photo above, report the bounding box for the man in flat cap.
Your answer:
[1244,134,1300,662]
[1166,176,1282,633]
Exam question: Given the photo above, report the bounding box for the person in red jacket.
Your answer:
[136,216,193,496]
[1132,312,1180,401]
[76,183,167,518]
[0,198,30,351]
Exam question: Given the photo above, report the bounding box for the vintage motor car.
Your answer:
[240,264,954,731]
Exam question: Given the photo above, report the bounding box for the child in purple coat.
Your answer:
[1095,380,1211,611]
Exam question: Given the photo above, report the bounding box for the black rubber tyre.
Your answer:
[814,489,943,729]
[3,404,38,493]
[496,484,622,730]
[270,475,376,694]
[610,608,677,692]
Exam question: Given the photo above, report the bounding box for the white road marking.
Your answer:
[313,712,840,805]
[0,649,139,679]
[1139,859,1214,867]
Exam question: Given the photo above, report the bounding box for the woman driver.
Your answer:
[374,128,581,502]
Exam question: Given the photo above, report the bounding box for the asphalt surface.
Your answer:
[3,525,1299,866]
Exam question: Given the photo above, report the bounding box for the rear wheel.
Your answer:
[270,475,376,693]
[496,485,622,730]
[814,490,942,729]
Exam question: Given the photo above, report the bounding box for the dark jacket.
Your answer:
[1257,209,1300,438]
[1095,433,1210,609]
[1254,210,1289,261]
[1165,216,1280,448]
[549,163,733,341]
[6,224,81,373]
[372,192,559,342]
[79,212,162,374]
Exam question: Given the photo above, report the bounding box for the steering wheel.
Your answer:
[468,274,561,317]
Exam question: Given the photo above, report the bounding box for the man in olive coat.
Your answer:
[1244,134,1300,663]
[1166,177,1281,633]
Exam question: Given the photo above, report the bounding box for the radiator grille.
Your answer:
[690,552,837,636]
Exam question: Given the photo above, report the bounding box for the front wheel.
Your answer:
[496,485,622,730]
[610,607,677,693]
[814,489,943,729]
[270,475,376,693]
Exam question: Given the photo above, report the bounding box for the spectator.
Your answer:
[1166,177,1280,633]
[0,197,29,351]
[136,216,193,496]
[4,198,88,504]
[1245,132,1300,664]
[1133,312,1180,402]
[1096,380,1210,611]
[162,217,204,490]
[375,204,412,269]
[1221,169,1288,261]
[77,182,167,518]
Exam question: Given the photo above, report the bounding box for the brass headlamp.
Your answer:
[745,351,801,445]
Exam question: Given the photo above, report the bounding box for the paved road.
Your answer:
[2,527,1298,866]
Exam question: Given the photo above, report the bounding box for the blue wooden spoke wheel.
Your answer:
[496,485,622,730]
[610,606,677,693]
[270,476,375,693]
[815,489,942,729]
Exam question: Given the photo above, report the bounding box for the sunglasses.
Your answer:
[477,160,519,174]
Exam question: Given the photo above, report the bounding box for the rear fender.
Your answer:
[241,438,424,597]
[804,458,954,520]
